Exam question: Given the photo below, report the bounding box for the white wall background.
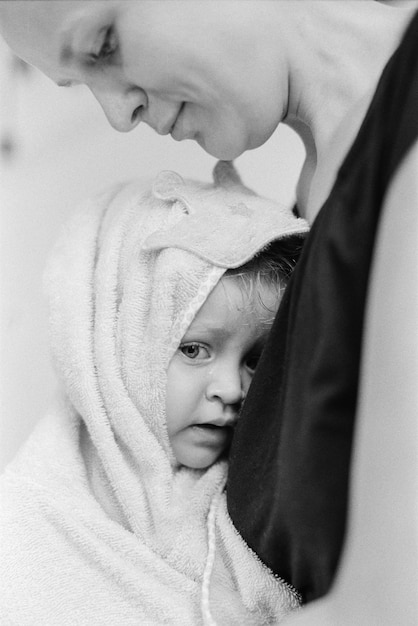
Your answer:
[0,40,305,471]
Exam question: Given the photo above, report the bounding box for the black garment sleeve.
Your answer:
[227,11,418,604]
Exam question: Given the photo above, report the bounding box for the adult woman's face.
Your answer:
[0,1,286,160]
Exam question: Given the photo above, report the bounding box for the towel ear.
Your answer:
[153,171,186,201]
[213,160,243,188]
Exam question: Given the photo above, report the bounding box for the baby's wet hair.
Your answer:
[223,234,305,314]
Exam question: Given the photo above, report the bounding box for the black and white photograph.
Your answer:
[1,2,417,624]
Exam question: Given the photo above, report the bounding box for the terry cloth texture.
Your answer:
[0,161,307,625]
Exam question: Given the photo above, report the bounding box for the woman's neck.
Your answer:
[277,1,415,221]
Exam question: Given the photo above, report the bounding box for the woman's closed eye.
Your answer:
[179,343,210,361]
[88,26,118,64]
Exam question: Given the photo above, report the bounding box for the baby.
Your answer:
[166,245,290,472]
[0,161,308,625]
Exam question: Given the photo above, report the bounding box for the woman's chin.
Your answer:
[188,127,244,160]
[200,137,245,161]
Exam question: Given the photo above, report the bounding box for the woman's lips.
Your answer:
[154,104,185,136]
[170,103,194,141]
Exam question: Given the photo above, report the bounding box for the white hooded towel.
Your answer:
[0,162,308,625]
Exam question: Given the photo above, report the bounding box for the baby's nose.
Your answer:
[205,367,245,408]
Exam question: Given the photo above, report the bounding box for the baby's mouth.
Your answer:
[189,422,234,438]
[194,422,236,431]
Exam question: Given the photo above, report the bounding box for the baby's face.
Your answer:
[165,277,279,470]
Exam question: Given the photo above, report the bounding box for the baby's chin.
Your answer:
[178,449,231,472]
[174,451,225,471]
[179,457,221,471]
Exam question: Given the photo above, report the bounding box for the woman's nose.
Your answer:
[89,85,147,132]
[205,366,246,407]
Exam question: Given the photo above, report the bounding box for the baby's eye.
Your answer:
[88,26,118,64]
[245,354,261,374]
[179,343,210,360]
